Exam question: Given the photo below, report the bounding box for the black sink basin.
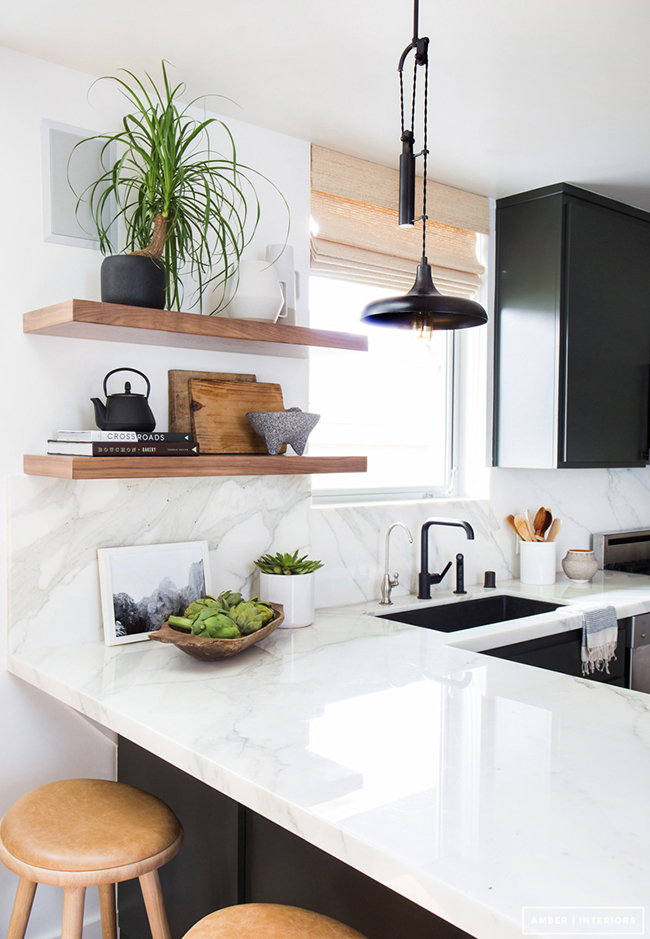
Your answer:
[376,594,562,633]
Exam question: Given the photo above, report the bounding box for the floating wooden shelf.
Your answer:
[24,454,368,480]
[23,300,368,358]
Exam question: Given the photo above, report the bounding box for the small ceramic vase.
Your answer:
[224,260,284,321]
[561,549,599,584]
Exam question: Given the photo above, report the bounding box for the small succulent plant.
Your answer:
[255,550,324,576]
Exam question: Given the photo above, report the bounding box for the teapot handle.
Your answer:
[103,368,151,399]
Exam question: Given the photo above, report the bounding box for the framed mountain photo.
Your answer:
[97,541,212,646]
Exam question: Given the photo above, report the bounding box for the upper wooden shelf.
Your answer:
[24,454,368,480]
[23,300,368,358]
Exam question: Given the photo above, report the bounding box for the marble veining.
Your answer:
[9,575,650,939]
[10,461,650,634]
[312,466,650,608]
[9,474,310,653]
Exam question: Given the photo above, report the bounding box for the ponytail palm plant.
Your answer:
[74,61,288,313]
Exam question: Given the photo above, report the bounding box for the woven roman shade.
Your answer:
[311,146,489,296]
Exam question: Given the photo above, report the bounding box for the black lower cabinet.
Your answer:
[244,811,470,939]
[118,737,474,939]
[482,619,631,686]
[117,737,240,938]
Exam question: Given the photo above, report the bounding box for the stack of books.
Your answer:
[47,431,200,457]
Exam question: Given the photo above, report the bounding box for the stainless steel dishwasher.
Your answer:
[594,528,650,692]
[630,612,650,693]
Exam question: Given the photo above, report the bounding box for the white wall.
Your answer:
[0,46,310,936]
[0,48,311,477]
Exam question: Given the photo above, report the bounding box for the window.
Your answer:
[308,146,490,504]
[308,276,454,501]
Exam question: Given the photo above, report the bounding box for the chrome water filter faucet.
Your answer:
[380,523,414,605]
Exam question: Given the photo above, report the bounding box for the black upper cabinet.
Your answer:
[494,183,650,468]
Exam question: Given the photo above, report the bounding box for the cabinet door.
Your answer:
[561,200,650,466]
[494,195,564,468]
[483,625,629,686]
[117,737,240,938]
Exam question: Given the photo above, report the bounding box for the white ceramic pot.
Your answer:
[561,549,599,584]
[519,541,556,585]
[225,260,284,322]
[258,571,315,628]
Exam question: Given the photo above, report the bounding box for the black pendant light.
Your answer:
[361,0,487,336]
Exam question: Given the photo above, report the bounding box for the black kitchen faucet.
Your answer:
[418,517,475,599]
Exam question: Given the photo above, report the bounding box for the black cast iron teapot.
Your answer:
[91,368,156,432]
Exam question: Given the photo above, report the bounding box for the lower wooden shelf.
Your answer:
[24,454,367,480]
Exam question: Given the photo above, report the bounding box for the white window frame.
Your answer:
[309,233,490,508]
[309,290,457,507]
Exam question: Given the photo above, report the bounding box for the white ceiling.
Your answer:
[4,0,650,208]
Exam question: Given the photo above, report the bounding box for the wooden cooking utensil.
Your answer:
[539,509,553,540]
[514,515,533,541]
[506,514,519,537]
[533,506,546,536]
[525,509,536,540]
[546,518,562,542]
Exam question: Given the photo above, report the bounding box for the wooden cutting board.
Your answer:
[189,379,285,453]
[168,370,257,434]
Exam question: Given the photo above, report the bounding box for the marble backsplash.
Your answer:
[8,474,311,653]
[313,496,501,608]
[8,465,650,652]
[314,466,650,607]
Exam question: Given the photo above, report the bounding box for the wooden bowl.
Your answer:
[148,603,284,661]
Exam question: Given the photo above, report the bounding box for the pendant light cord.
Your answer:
[398,0,428,252]
[399,59,418,140]
[411,58,418,139]
[422,57,429,259]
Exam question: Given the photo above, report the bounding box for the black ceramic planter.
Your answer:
[101,255,166,309]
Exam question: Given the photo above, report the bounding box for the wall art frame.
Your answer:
[97,541,212,646]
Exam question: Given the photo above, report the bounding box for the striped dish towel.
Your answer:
[581,605,618,676]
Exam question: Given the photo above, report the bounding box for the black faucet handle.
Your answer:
[429,559,452,585]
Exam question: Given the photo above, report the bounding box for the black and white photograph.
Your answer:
[97,541,212,646]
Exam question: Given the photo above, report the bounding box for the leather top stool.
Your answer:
[183,903,369,939]
[0,778,182,939]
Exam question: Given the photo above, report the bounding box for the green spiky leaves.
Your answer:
[71,61,289,314]
[254,550,324,576]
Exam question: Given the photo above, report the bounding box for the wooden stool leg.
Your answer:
[98,883,117,939]
[7,878,37,939]
[61,886,86,939]
[139,869,172,939]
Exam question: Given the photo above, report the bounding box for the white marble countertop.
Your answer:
[8,572,650,939]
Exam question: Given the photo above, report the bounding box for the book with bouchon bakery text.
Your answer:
[47,440,199,457]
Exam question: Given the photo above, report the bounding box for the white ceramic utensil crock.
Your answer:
[520,541,556,585]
